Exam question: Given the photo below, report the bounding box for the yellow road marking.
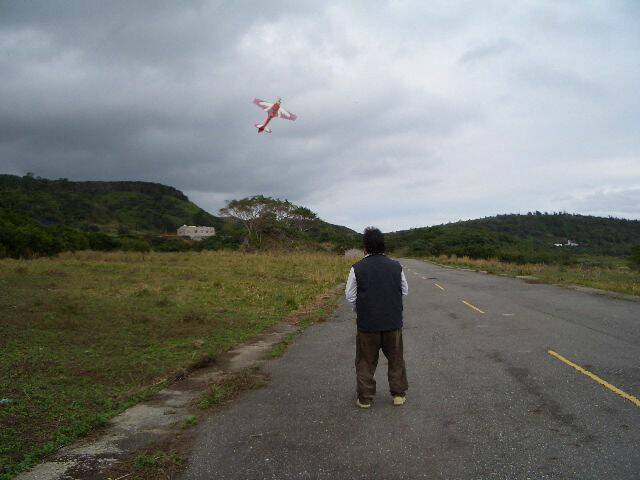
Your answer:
[461,300,485,314]
[434,283,445,291]
[548,350,640,409]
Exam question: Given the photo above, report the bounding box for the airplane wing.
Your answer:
[278,107,297,121]
[253,98,274,110]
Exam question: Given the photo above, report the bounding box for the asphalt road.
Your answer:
[182,259,640,479]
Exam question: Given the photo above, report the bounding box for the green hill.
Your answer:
[0,173,221,234]
[387,213,640,262]
[0,174,360,257]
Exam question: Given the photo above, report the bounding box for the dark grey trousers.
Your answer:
[355,328,408,402]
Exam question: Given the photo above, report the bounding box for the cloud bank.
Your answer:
[1,1,639,231]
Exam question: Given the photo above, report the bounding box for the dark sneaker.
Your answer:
[356,398,371,409]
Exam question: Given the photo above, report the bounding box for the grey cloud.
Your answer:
[459,38,517,64]
[514,64,604,96]
[560,188,640,218]
[1,1,639,230]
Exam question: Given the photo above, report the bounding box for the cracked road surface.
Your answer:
[182,259,640,479]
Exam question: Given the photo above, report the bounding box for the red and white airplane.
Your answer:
[253,97,297,133]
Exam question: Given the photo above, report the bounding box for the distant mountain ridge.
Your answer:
[388,212,640,258]
[0,173,221,234]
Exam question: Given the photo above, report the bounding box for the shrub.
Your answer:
[52,226,90,252]
[152,238,191,252]
[12,224,63,257]
[86,232,121,251]
[630,245,640,271]
[193,235,241,251]
[409,239,428,254]
[120,238,151,253]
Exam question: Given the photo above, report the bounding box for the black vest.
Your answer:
[353,254,403,332]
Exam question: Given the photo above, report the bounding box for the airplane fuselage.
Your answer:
[257,103,280,133]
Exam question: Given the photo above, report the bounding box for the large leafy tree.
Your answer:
[219,196,318,245]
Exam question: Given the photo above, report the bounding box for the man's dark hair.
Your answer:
[363,227,385,254]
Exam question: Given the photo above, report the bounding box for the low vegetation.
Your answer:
[198,367,269,410]
[425,255,640,297]
[110,447,189,480]
[0,250,352,479]
[267,332,297,359]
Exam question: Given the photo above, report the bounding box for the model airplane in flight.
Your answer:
[253,98,297,133]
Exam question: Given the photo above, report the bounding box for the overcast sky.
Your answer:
[1,1,639,231]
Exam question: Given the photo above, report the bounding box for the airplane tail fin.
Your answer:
[255,123,271,134]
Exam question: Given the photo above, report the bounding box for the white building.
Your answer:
[554,239,579,247]
[177,225,216,240]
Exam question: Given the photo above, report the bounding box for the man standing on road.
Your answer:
[345,227,409,408]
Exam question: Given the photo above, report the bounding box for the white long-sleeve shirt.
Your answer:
[345,261,409,308]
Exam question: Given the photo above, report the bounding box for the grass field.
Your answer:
[424,255,640,297]
[0,251,352,478]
